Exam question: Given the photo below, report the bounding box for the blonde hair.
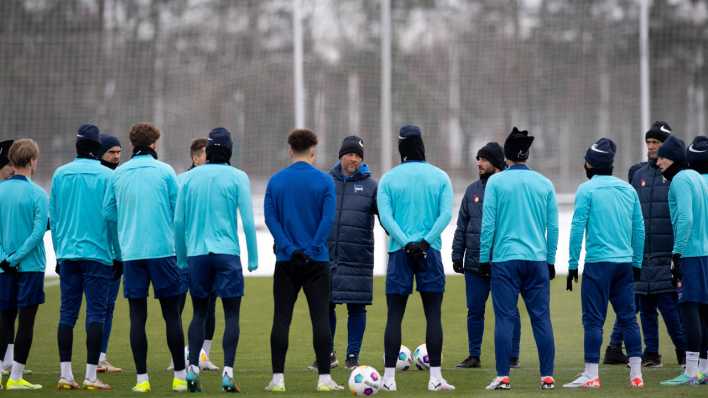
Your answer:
[9,139,39,168]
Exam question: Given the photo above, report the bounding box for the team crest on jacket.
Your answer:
[474,196,480,203]
[354,184,364,193]
[640,179,646,187]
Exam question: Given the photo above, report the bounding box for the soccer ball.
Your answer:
[413,344,430,370]
[396,345,413,371]
[348,365,381,396]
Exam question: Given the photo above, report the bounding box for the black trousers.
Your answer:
[270,261,331,374]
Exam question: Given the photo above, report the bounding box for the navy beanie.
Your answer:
[0,140,13,169]
[687,136,708,166]
[99,134,121,154]
[339,135,364,159]
[476,142,506,171]
[504,127,534,161]
[208,127,233,151]
[398,125,425,162]
[645,121,672,142]
[657,135,687,165]
[77,124,101,144]
[585,137,616,169]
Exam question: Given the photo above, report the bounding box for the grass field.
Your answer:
[9,276,701,397]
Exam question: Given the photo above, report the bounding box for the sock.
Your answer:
[223,366,233,378]
[584,362,599,379]
[60,361,74,381]
[383,367,396,381]
[628,357,642,379]
[99,353,107,363]
[85,364,97,382]
[429,366,442,380]
[202,340,212,356]
[10,362,24,381]
[137,373,149,384]
[174,369,186,380]
[189,364,200,375]
[318,374,333,385]
[700,357,708,374]
[272,373,284,385]
[686,351,699,378]
[3,344,13,368]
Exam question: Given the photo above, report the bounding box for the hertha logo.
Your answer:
[640,179,646,187]
[354,184,364,193]
[474,196,480,203]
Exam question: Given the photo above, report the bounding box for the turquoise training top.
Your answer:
[103,155,178,261]
[480,164,558,264]
[377,161,453,252]
[50,158,116,265]
[0,175,48,272]
[175,164,258,271]
[175,168,194,268]
[568,175,645,269]
[668,169,708,258]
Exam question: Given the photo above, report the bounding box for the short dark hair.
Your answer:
[129,123,161,147]
[288,129,318,153]
[190,138,208,156]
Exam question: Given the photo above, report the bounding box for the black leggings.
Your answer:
[680,302,708,356]
[0,306,38,366]
[57,322,103,365]
[384,293,443,368]
[178,293,217,341]
[188,296,241,368]
[270,261,331,374]
[129,296,185,374]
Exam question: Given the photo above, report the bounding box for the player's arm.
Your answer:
[102,173,118,223]
[568,186,590,270]
[305,177,336,258]
[452,186,471,262]
[49,173,59,249]
[479,180,497,263]
[174,181,188,268]
[670,178,693,256]
[237,172,259,271]
[546,183,559,265]
[264,181,296,257]
[631,190,645,268]
[8,190,48,266]
[376,178,411,246]
[424,174,453,245]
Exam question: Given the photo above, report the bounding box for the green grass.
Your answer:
[12,276,701,397]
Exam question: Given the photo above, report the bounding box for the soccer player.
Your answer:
[95,133,124,374]
[315,135,377,370]
[175,128,259,392]
[658,135,708,385]
[452,142,521,369]
[102,123,187,393]
[564,138,646,389]
[51,125,116,390]
[378,125,455,392]
[0,139,48,390]
[481,127,558,390]
[264,129,341,392]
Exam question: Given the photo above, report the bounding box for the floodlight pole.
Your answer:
[381,0,392,172]
[294,0,305,129]
[640,0,651,159]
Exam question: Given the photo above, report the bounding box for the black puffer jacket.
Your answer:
[328,163,378,304]
[629,160,675,295]
[452,179,486,273]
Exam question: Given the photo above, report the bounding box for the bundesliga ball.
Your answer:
[348,365,381,396]
[396,345,413,371]
[413,344,430,370]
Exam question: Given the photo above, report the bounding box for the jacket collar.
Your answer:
[330,162,371,182]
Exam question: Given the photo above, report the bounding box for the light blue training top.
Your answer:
[668,169,708,258]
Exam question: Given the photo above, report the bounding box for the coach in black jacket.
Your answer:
[451,142,521,369]
[313,136,377,370]
[604,121,686,367]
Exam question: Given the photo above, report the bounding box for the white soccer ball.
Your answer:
[413,344,430,370]
[348,365,381,396]
[396,345,413,371]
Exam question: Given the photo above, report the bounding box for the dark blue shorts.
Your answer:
[179,266,190,293]
[188,254,243,299]
[678,256,708,304]
[59,260,114,326]
[123,256,186,299]
[385,248,445,295]
[0,272,45,310]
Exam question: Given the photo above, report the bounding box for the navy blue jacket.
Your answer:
[328,163,377,304]
[629,161,675,295]
[452,178,486,273]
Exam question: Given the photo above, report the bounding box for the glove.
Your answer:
[452,260,464,274]
[290,250,310,267]
[55,262,61,275]
[0,260,16,275]
[479,262,491,278]
[671,253,682,287]
[419,240,430,251]
[248,262,258,272]
[632,267,641,282]
[112,260,123,280]
[405,242,427,272]
[547,263,556,280]
[566,268,579,291]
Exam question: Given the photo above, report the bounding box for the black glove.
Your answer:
[112,260,123,280]
[671,253,682,287]
[566,268,579,291]
[632,267,641,282]
[55,262,61,275]
[452,260,464,274]
[0,260,16,275]
[419,240,430,251]
[547,264,556,280]
[290,250,310,267]
[479,262,491,278]
[404,242,427,272]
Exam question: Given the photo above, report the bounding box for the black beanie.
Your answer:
[645,121,672,142]
[476,142,505,171]
[206,127,233,164]
[76,124,102,158]
[687,135,708,173]
[338,135,364,159]
[0,140,13,169]
[398,125,425,162]
[99,134,121,156]
[504,127,534,161]
[657,135,687,166]
[585,137,616,169]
